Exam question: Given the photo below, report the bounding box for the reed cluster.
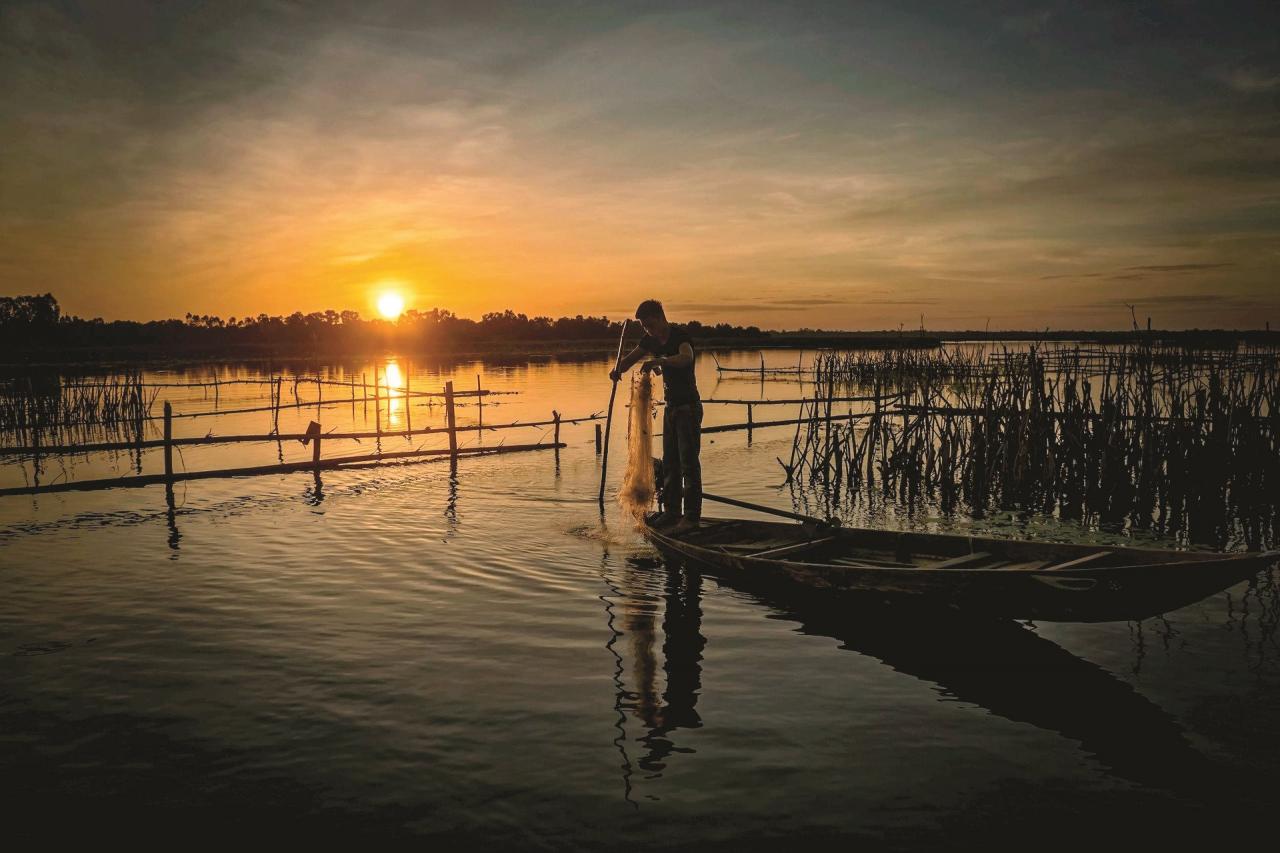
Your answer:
[810,347,992,387]
[0,372,156,447]
[790,344,1280,549]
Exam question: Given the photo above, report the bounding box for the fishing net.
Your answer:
[618,372,656,523]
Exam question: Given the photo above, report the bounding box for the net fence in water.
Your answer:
[617,372,656,523]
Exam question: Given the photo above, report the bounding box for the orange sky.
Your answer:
[2,2,1278,330]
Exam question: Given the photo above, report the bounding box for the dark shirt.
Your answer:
[639,324,700,406]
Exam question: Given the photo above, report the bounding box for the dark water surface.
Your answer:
[2,350,1278,848]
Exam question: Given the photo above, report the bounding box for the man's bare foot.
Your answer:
[669,517,700,535]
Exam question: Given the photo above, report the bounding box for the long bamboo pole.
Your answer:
[0,413,608,456]
[700,491,828,526]
[0,442,566,497]
[598,319,630,506]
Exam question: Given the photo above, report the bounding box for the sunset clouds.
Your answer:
[2,1,1277,328]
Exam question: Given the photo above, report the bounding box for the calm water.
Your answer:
[2,349,1278,847]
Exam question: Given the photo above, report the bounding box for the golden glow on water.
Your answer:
[384,361,404,426]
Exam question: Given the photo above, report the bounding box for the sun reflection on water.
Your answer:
[385,361,403,426]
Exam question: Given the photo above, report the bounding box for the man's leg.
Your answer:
[674,402,703,527]
[661,404,683,520]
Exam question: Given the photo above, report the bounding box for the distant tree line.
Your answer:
[6,293,1269,364]
[0,294,767,360]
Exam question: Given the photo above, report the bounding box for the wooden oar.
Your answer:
[701,491,834,527]
[598,319,630,506]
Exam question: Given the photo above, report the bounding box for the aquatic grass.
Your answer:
[789,343,1280,550]
[0,371,157,449]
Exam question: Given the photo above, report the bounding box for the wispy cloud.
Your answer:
[1218,68,1280,93]
[1124,263,1236,272]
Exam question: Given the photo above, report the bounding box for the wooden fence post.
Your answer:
[273,377,282,432]
[31,425,41,483]
[444,380,458,462]
[163,401,173,482]
[404,360,412,435]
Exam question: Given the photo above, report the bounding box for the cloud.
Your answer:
[765,298,847,306]
[1046,264,1236,282]
[1123,263,1236,272]
[1218,68,1280,93]
[669,302,810,313]
[1093,294,1257,308]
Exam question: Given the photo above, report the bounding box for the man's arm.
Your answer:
[609,345,647,381]
[644,341,694,372]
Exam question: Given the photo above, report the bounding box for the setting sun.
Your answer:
[377,292,405,319]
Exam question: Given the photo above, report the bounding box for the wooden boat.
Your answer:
[643,515,1279,622]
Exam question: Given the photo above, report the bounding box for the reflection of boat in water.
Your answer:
[615,550,1241,799]
[644,515,1278,622]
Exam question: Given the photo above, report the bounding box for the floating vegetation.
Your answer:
[789,344,1280,550]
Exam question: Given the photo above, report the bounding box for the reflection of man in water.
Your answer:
[610,299,702,534]
[615,558,704,776]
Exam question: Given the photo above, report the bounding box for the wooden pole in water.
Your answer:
[599,319,630,506]
[444,380,458,462]
[163,401,173,482]
[553,410,561,445]
[404,360,412,435]
[32,424,41,485]
[273,377,282,432]
[595,423,602,454]
[477,374,483,429]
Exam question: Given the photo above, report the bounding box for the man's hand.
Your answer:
[609,368,622,382]
[641,359,665,375]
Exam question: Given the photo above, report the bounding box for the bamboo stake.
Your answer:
[599,319,630,506]
[273,377,282,432]
[404,360,412,435]
[444,380,458,462]
[163,401,173,482]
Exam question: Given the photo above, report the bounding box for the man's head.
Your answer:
[635,299,669,337]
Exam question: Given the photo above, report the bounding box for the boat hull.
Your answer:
[644,518,1277,622]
